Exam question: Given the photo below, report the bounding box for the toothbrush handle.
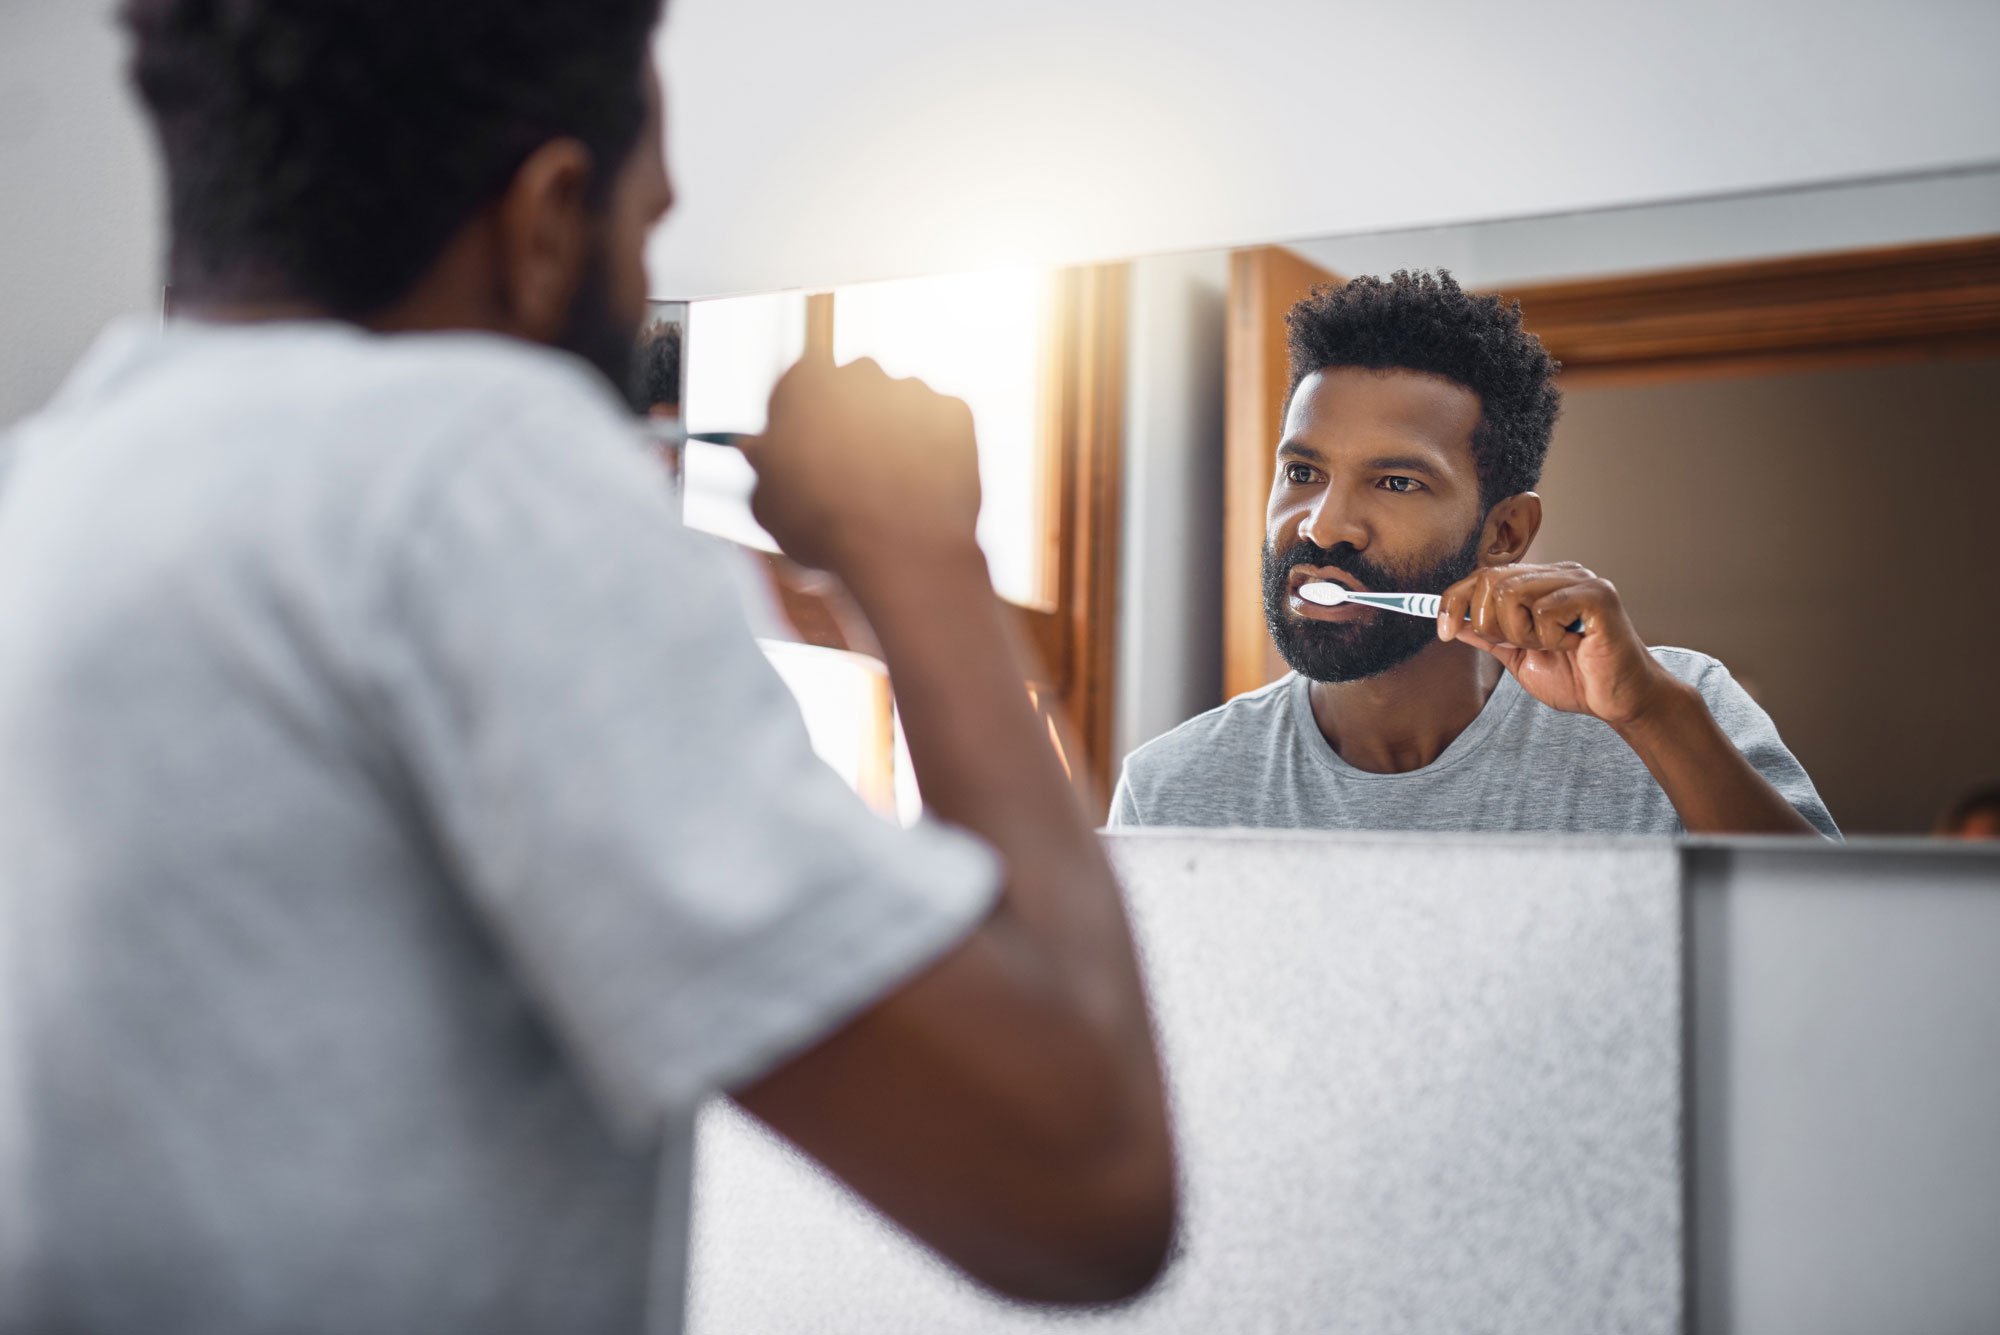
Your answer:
[1410,593,1585,636]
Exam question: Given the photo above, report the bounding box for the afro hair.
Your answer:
[1286,269,1561,508]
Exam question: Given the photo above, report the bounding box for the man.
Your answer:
[634,317,683,422]
[1112,271,1836,837]
[0,3,1172,1332]
[632,317,686,480]
[1937,785,2000,839]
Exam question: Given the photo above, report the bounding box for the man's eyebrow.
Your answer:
[1274,444,1454,478]
[1364,454,1445,478]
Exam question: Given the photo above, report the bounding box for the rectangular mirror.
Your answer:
[656,163,2000,835]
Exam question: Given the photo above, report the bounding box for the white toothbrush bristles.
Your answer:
[1297,583,1351,607]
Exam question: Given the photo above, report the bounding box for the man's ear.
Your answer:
[489,138,596,341]
[1478,491,1543,566]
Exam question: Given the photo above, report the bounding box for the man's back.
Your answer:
[0,321,999,1333]
[2,2,1176,1322]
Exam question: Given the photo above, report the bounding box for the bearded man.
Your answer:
[0,3,1174,1330]
[1111,270,1836,837]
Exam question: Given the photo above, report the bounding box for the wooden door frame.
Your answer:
[1509,233,2000,386]
[1222,232,2000,702]
[1222,246,1343,700]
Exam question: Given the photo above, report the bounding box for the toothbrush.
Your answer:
[1298,582,1584,634]
[645,421,754,449]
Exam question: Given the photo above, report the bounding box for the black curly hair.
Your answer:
[1286,270,1561,509]
[632,319,682,413]
[122,0,664,318]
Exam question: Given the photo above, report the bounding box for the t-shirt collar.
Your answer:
[1287,668,1526,781]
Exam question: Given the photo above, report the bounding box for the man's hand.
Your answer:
[739,353,983,584]
[1439,561,1819,835]
[1436,561,1683,730]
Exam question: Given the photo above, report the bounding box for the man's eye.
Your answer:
[1283,463,1316,485]
[1379,475,1423,494]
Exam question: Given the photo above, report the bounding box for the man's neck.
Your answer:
[170,227,515,337]
[1305,639,1504,774]
[177,296,490,336]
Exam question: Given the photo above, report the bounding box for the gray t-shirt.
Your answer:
[0,320,998,1335]
[1110,652,1837,836]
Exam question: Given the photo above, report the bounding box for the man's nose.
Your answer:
[1300,487,1368,553]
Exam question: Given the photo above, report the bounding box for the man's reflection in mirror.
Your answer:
[1936,785,2000,840]
[1110,270,1836,838]
[632,317,683,480]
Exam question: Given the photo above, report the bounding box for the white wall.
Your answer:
[648,0,2000,298]
[7,1,1999,425]
[0,1,158,427]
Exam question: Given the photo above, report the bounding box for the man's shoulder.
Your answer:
[1645,644,1726,685]
[198,327,642,511]
[1111,676,1301,828]
[1123,675,1297,780]
[296,328,624,442]
[366,328,606,395]
[30,321,629,481]
[1503,647,1735,745]
[7,323,655,601]
[181,323,618,437]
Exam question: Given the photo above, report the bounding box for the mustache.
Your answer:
[1267,539,1402,591]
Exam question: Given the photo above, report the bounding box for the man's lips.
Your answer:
[1285,566,1374,622]
[1286,566,1364,597]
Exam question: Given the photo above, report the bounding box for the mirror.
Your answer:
[660,162,2000,835]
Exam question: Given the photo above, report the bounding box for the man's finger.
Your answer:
[1529,594,1588,647]
[1452,626,1524,673]
[1472,571,1511,644]
[766,350,835,421]
[1437,571,1484,641]
[840,354,891,383]
[1492,571,1588,648]
[1491,570,1547,648]
[1529,583,1605,640]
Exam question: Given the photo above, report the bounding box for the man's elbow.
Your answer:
[1063,1164,1180,1305]
[977,1130,1180,1307]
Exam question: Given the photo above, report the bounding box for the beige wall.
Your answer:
[1533,355,2000,833]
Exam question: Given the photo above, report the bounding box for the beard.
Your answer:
[556,238,645,403]
[1261,524,1485,683]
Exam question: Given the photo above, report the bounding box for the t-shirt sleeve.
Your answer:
[1684,654,1841,839]
[1106,762,1145,828]
[364,369,1000,1139]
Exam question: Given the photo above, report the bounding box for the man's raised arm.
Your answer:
[1438,561,1823,836]
[730,356,1177,1304]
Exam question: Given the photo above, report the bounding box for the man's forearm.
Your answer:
[840,543,1153,1021]
[1615,681,1817,835]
